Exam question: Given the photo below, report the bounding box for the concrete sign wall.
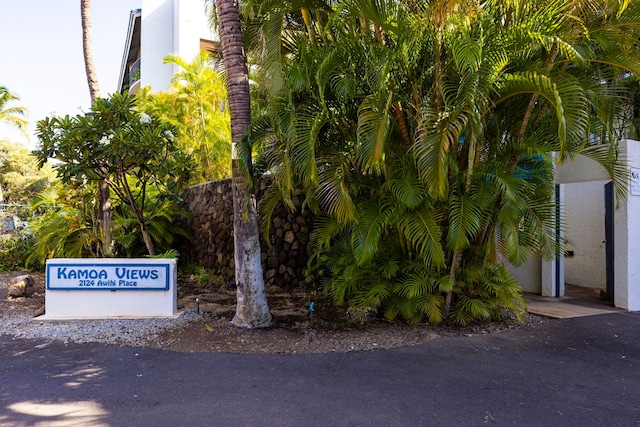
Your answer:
[44,258,178,319]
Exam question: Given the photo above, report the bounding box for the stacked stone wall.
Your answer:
[177,177,314,289]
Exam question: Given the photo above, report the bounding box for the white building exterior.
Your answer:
[510,139,640,312]
[564,180,608,289]
[117,0,217,94]
[613,139,640,310]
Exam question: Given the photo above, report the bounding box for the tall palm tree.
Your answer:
[250,0,640,323]
[81,0,100,101]
[81,0,111,257]
[214,0,272,327]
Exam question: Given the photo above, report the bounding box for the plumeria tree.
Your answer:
[34,92,191,256]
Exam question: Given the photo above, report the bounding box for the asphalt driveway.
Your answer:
[1,312,639,426]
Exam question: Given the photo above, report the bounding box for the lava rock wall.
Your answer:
[177,177,315,289]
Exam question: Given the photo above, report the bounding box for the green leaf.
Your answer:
[397,206,445,267]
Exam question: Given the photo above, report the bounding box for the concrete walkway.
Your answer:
[1,312,640,426]
[524,293,620,318]
[524,285,621,319]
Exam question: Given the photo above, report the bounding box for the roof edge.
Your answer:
[117,9,142,93]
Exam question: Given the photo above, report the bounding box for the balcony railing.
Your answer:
[129,58,141,88]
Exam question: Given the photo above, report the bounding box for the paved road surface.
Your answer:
[1,312,639,426]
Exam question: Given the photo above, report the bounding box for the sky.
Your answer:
[1,0,142,148]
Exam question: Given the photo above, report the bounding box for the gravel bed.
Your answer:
[0,305,201,347]
[0,272,550,354]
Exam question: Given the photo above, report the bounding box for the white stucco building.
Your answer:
[117,0,217,94]
[510,139,640,311]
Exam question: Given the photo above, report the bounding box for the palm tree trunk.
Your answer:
[81,0,112,257]
[370,22,411,148]
[517,43,558,143]
[217,0,272,328]
[301,9,316,40]
[444,250,462,318]
[81,0,100,102]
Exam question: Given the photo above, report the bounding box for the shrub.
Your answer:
[0,234,40,272]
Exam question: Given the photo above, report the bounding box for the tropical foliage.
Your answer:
[248,0,640,323]
[0,233,36,272]
[0,140,57,215]
[26,183,187,265]
[139,53,232,183]
[0,86,31,209]
[0,86,27,135]
[33,92,191,256]
[28,185,103,263]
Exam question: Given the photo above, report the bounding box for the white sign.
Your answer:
[47,262,169,290]
[43,258,178,319]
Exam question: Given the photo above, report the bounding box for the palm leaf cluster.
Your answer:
[0,86,27,135]
[139,53,232,183]
[249,0,640,324]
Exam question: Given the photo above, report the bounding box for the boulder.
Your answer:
[7,275,35,298]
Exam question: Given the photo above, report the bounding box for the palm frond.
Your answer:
[351,199,395,264]
[414,107,468,199]
[397,205,445,267]
[315,162,358,223]
[381,174,427,209]
[356,91,394,174]
[446,188,484,252]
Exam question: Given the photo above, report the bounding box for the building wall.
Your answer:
[141,0,175,91]
[506,255,542,294]
[521,139,640,310]
[174,0,214,60]
[141,0,215,92]
[563,180,609,289]
[615,139,640,310]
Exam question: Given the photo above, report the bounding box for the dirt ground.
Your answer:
[0,271,547,354]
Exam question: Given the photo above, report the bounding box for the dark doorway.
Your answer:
[604,181,614,301]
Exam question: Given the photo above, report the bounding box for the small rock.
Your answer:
[7,275,35,298]
[33,307,45,317]
[265,269,277,280]
[284,230,295,244]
